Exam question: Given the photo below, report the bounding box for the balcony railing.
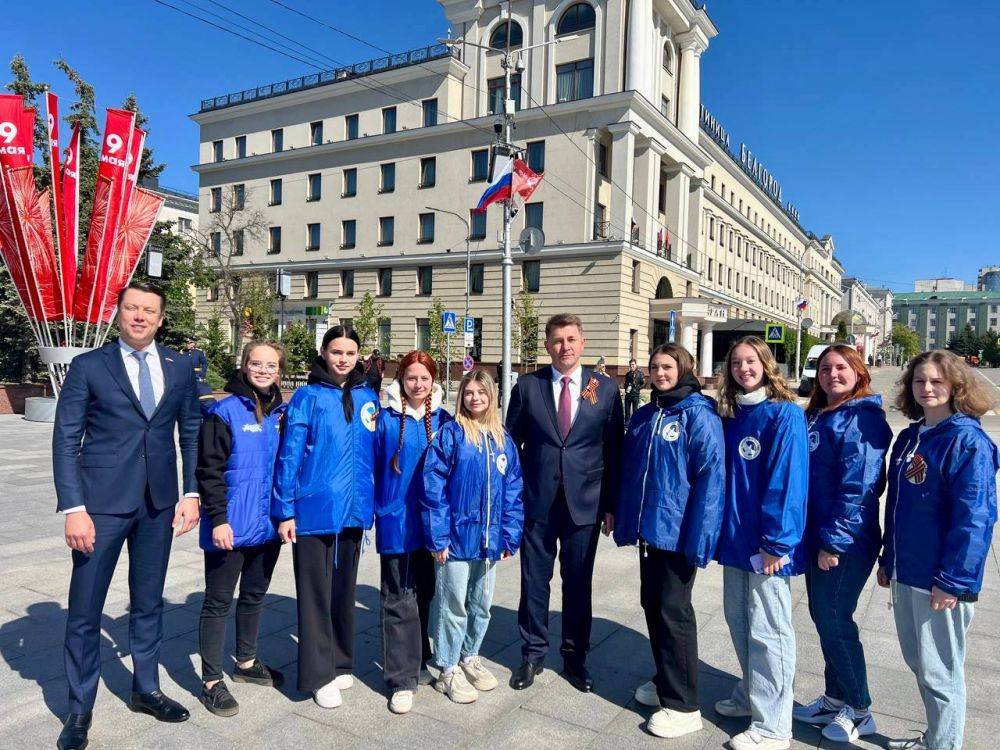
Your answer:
[199,44,459,113]
[593,220,611,240]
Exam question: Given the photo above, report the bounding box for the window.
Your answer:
[522,260,540,292]
[310,120,323,145]
[345,113,359,140]
[209,187,221,212]
[378,318,392,356]
[341,317,354,331]
[419,157,436,188]
[235,135,246,159]
[631,260,640,294]
[379,216,394,246]
[489,19,523,49]
[233,183,245,210]
[557,3,596,35]
[178,217,193,234]
[471,318,483,359]
[378,268,393,297]
[470,210,486,240]
[268,226,281,254]
[422,98,438,127]
[470,263,485,294]
[380,162,395,192]
[207,285,219,302]
[418,213,435,243]
[382,106,396,134]
[596,142,609,177]
[271,128,283,152]
[488,74,521,114]
[342,168,357,197]
[307,173,321,201]
[340,270,354,297]
[210,231,221,254]
[417,266,433,296]
[660,96,670,118]
[233,229,244,256]
[416,318,430,350]
[525,202,543,231]
[662,43,673,72]
[212,140,223,162]
[305,271,319,298]
[306,223,320,251]
[341,220,356,249]
[556,59,594,102]
[471,149,489,182]
[658,179,666,212]
[526,140,545,173]
[269,178,282,206]
[707,258,713,281]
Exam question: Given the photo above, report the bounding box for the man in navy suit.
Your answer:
[53,282,202,750]
[506,313,624,692]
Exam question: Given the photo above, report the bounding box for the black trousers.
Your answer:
[199,541,282,682]
[639,545,699,712]
[518,491,601,666]
[624,395,641,424]
[292,528,362,692]
[380,549,435,691]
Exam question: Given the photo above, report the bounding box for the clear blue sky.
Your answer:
[7,1,999,291]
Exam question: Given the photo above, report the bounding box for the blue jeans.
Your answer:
[805,550,876,710]
[431,558,497,670]
[892,582,973,750]
[723,566,796,741]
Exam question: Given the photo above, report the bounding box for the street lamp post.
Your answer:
[426,205,471,398]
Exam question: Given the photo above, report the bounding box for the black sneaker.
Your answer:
[201,681,239,717]
[233,659,284,688]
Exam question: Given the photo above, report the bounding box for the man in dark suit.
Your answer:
[506,313,624,692]
[53,282,202,750]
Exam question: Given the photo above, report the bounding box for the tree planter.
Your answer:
[0,383,53,415]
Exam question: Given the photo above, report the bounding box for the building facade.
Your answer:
[978,266,1000,292]
[191,0,844,375]
[894,290,1000,351]
[837,277,885,359]
[913,277,971,293]
[142,176,199,236]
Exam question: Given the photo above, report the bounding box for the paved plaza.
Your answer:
[0,367,998,749]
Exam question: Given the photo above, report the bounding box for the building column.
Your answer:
[633,138,665,253]
[664,164,694,264]
[626,0,652,97]
[608,122,640,241]
[698,321,714,377]
[675,29,707,141]
[583,128,598,241]
[681,321,696,353]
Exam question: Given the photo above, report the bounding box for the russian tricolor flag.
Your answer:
[474,155,543,212]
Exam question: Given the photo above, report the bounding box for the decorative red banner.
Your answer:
[98,187,164,323]
[60,123,81,312]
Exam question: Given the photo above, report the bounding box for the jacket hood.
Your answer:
[919,410,988,438]
[307,356,367,390]
[224,371,284,414]
[650,371,703,409]
[818,393,884,416]
[384,379,444,416]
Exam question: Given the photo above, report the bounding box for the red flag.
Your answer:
[0,166,36,322]
[44,91,69,317]
[60,123,81,312]
[5,166,63,320]
[512,159,543,203]
[98,187,163,323]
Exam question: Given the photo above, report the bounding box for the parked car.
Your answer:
[797,344,830,396]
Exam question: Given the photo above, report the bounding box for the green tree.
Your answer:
[426,298,460,368]
[241,274,276,340]
[281,321,317,373]
[783,325,820,372]
[197,311,235,388]
[947,323,981,357]
[514,289,539,371]
[980,329,1000,367]
[353,291,383,351]
[892,323,921,361]
[120,93,165,183]
[834,320,849,342]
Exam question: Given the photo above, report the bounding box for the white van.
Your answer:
[797,344,830,396]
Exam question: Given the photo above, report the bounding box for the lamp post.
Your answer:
[427,205,470,398]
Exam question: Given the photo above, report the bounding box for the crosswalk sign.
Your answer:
[764,324,784,343]
[442,311,457,334]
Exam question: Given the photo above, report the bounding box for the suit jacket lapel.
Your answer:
[538,365,561,439]
[150,344,174,421]
[103,343,146,419]
[566,366,593,439]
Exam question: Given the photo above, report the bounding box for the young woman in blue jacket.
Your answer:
[374,350,453,715]
[614,343,725,739]
[715,336,809,750]
[196,340,287,717]
[793,344,892,743]
[422,370,524,705]
[272,326,379,709]
[878,350,998,750]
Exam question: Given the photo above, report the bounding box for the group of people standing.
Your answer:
[52,283,996,750]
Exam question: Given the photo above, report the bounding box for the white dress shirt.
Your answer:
[550,364,583,425]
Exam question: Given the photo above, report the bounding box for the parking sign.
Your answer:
[464,317,475,334]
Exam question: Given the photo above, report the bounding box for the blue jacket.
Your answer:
[805,395,892,558]
[717,398,809,575]
[422,420,524,561]
[272,362,379,536]
[374,381,454,554]
[197,376,286,551]
[614,392,726,567]
[882,413,999,599]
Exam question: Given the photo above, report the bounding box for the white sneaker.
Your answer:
[434,668,478,703]
[729,729,790,750]
[888,737,928,750]
[313,681,343,709]
[822,706,876,742]
[332,674,354,690]
[634,680,659,707]
[792,694,844,725]
[460,656,498,691]
[647,708,703,739]
[388,690,413,715]
[418,668,435,686]
[715,697,752,718]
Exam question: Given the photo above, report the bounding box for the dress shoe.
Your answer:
[562,662,594,692]
[129,690,190,722]
[57,712,91,750]
[509,660,544,690]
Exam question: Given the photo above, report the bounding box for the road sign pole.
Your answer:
[446,334,451,399]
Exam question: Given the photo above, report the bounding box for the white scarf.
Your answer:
[735,388,767,406]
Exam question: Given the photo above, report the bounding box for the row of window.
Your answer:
[487,3,596,51]
[706,214,794,286]
[703,256,793,315]
[708,174,802,256]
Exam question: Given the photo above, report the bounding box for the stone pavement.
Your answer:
[1,366,998,749]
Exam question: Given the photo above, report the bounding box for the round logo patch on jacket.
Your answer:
[808,431,819,452]
[739,436,761,461]
[360,402,378,432]
[661,421,681,442]
[904,453,927,485]
[496,453,508,475]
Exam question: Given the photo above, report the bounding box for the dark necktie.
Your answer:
[558,375,572,440]
[131,350,157,420]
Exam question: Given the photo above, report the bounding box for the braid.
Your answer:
[391,410,405,474]
[423,394,433,444]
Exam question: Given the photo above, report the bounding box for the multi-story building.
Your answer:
[865,285,894,358]
[913,277,971,293]
[978,266,1000,292]
[837,277,884,358]
[894,290,1000,351]
[191,0,844,375]
[141,176,198,236]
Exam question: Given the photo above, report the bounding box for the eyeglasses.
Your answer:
[247,362,280,373]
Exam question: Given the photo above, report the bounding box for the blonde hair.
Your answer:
[718,336,796,417]
[895,349,996,419]
[454,369,505,448]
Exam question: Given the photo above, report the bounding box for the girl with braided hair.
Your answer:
[374,350,453,714]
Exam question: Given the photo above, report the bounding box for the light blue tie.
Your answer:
[131,350,157,419]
